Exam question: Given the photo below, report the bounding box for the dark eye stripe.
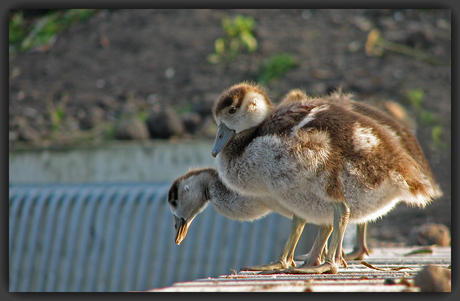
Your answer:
[214,87,246,116]
[168,181,179,205]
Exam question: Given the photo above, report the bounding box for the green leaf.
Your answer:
[207,53,221,64]
[406,88,425,109]
[215,38,225,54]
[259,53,298,84]
[431,125,445,147]
[420,110,435,124]
[210,14,257,63]
[240,31,257,52]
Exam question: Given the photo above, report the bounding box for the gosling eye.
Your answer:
[228,107,237,114]
[171,200,177,207]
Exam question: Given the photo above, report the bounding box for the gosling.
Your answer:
[211,82,441,274]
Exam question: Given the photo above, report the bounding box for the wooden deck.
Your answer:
[147,246,451,292]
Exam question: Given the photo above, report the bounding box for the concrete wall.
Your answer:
[9,140,217,184]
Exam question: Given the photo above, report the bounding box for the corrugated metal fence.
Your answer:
[9,183,308,292]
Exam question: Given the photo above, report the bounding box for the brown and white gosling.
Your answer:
[282,89,443,261]
[211,82,441,274]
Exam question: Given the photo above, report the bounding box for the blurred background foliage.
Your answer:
[207,14,257,63]
[8,9,450,153]
[9,9,96,53]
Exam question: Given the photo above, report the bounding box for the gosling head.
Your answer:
[212,82,273,157]
[168,169,213,245]
[280,88,307,104]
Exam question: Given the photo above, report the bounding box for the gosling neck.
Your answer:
[200,168,219,202]
[222,126,260,158]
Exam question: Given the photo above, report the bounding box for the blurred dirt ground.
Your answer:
[8,9,451,245]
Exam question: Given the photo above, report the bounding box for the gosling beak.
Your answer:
[212,123,235,157]
[174,215,190,245]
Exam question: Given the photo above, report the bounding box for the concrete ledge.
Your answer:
[9,140,216,184]
[147,246,451,292]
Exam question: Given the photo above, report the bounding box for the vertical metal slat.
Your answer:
[36,188,71,292]
[134,186,169,291]
[9,188,32,257]
[10,188,44,291]
[216,217,239,274]
[21,188,65,292]
[149,194,174,288]
[204,208,225,277]
[109,186,145,291]
[36,187,79,291]
[123,186,156,292]
[189,201,216,282]
[82,187,119,292]
[175,200,203,283]
[94,187,130,291]
[230,221,252,269]
[57,187,95,292]
[261,214,281,265]
[70,187,106,291]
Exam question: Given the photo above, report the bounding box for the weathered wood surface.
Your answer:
[147,246,451,292]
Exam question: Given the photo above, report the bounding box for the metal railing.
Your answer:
[9,183,303,292]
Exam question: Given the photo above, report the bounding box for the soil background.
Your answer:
[8,9,452,247]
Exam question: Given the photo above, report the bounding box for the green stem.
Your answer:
[376,38,450,66]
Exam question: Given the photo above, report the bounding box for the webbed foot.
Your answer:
[343,247,369,260]
[344,223,369,260]
[281,261,339,274]
[240,260,294,271]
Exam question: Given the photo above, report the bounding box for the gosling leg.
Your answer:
[293,225,332,266]
[282,202,350,274]
[241,215,306,271]
[297,224,369,262]
[343,223,370,260]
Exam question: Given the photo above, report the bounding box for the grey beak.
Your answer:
[212,123,235,157]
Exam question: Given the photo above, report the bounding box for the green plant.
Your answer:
[9,12,27,51]
[105,123,118,140]
[47,92,69,132]
[175,103,193,115]
[406,88,435,124]
[431,125,448,149]
[406,88,448,149]
[258,53,298,85]
[365,28,449,66]
[207,15,257,64]
[419,110,435,124]
[406,88,425,109]
[9,9,96,53]
[406,88,436,125]
[137,110,149,123]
